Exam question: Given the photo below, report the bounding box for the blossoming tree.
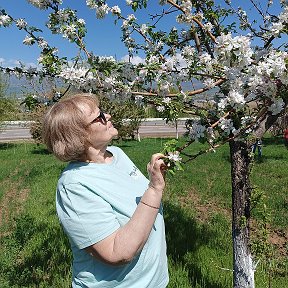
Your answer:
[1,1,288,287]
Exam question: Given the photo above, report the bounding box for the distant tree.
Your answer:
[0,71,8,98]
[0,71,18,122]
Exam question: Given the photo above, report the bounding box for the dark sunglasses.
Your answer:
[88,110,107,125]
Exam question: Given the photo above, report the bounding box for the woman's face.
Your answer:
[82,104,118,149]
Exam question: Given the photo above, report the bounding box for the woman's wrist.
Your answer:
[148,183,164,194]
[140,200,160,209]
[140,185,163,208]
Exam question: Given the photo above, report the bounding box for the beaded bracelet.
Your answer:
[140,200,160,210]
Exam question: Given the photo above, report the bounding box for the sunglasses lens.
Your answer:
[100,111,107,123]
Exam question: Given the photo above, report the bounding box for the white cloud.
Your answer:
[174,52,188,69]
[120,53,187,68]
[121,55,145,65]
[0,58,37,69]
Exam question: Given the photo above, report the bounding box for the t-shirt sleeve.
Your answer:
[56,182,121,249]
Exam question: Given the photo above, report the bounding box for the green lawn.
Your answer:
[0,136,287,287]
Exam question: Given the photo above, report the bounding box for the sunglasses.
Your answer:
[88,110,107,125]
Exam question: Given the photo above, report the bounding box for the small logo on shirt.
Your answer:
[129,165,140,178]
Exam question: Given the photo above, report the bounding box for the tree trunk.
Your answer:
[230,140,255,288]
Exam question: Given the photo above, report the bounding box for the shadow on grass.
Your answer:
[1,203,227,288]
[164,202,226,288]
[262,136,285,146]
[0,143,16,150]
[252,154,286,164]
[31,147,51,155]
[0,213,72,287]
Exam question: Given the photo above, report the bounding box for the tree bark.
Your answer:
[230,140,255,288]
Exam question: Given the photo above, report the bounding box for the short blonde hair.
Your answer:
[42,93,99,162]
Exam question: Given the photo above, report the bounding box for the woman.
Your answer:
[42,93,169,288]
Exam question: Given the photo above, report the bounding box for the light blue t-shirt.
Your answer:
[56,146,169,288]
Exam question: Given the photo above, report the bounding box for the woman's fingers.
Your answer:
[148,153,166,168]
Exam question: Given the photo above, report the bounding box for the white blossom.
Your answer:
[215,33,253,68]
[218,98,228,110]
[227,90,245,106]
[62,24,77,39]
[161,57,176,71]
[162,97,172,104]
[182,46,195,58]
[38,38,48,49]
[127,14,136,21]
[156,105,165,112]
[195,12,204,21]
[86,0,97,9]
[23,35,34,45]
[199,52,214,73]
[219,118,235,134]
[103,76,116,89]
[111,6,121,15]
[134,95,144,106]
[122,19,129,28]
[203,22,213,32]
[203,78,216,88]
[140,24,149,34]
[187,122,206,140]
[28,0,62,9]
[16,18,27,29]
[78,19,86,25]
[180,0,193,14]
[0,15,12,27]
[167,151,182,162]
[206,127,216,144]
[96,4,110,19]
[56,9,74,22]
[138,69,147,80]
[241,116,256,130]
[270,22,284,36]
[268,98,285,115]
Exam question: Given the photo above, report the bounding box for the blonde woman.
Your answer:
[43,93,169,288]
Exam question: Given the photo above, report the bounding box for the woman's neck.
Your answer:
[85,146,113,164]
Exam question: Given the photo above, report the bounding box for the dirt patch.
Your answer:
[178,188,231,222]
[179,189,288,257]
[269,228,288,257]
[0,177,30,236]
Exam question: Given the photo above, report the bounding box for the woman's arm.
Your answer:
[85,153,166,265]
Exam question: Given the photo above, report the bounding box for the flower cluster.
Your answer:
[27,0,62,10]
[161,139,183,175]
[186,122,206,141]
[215,33,253,69]
[265,6,288,37]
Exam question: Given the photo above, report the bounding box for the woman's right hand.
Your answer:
[147,153,167,193]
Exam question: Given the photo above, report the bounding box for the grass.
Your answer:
[0,136,287,287]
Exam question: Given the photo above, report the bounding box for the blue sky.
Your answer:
[0,0,171,67]
[0,1,284,68]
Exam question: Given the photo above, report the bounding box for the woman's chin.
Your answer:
[111,128,119,138]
